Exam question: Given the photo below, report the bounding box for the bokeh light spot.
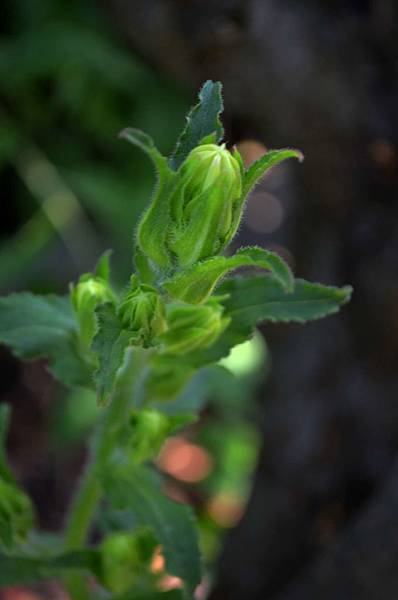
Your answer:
[244,190,284,234]
[157,437,213,483]
[218,331,266,377]
[237,139,267,167]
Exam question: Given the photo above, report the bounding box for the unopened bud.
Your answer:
[128,409,170,463]
[167,144,242,267]
[71,274,116,346]
[118,275,166,345]
[100,531,154,593]
[157,301,230,355]
[136,143,243,270]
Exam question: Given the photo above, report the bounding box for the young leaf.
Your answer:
[219,276,353,328]
[119,128,168,174]
[0,549,100,586]
[120,128,177,268]
[163,246,294,304]
[94,249,113,281]
[133,245,158,285]
[0,293,93,388]
[103,464,202,596]
[242,148,304,198]
[170,80,224,170]
[92,305,132,406]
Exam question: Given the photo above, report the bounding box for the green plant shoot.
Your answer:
[0,81,352,599]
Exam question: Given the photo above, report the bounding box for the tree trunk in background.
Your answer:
[104,1,398,597]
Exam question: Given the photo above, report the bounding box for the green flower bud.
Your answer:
[128,409,170,463]
[118,275,166,345]
[100,531,154,593]
[71,274,116,346]
[0,478,34,549]
[157,301,230,355]
[168,143,242,267]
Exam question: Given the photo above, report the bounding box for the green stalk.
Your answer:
[63,355,137,599]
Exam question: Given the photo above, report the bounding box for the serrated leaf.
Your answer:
[219,276,352,328]
[242,148,303,198]
[120,128,177,268]
[92,305,132,406]
[0,549,99,586]
[103,465,202,595]
[170,80,224,170]
[171,276,352,371]
[163,246,294,304]
[0,293,93,388]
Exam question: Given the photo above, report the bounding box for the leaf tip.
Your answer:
[339,284,353,303]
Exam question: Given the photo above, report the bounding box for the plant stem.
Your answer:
[63,358,137,599]
[63,451,101,599]
[65,456,102,548]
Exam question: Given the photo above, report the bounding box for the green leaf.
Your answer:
[0,404,14,484]
[92,305,132,406]
[94,249,113,281]
[0,293,93,388]
[170,80,224,170]
[119,128,167,174]
[103,465,202,595]
[163,246,294,304]
[120,128,177,268]
[133,246,158,285]
[219,276,353,330]
[242,148,303,198]
[172,277,352,371]
[0,549,99,586]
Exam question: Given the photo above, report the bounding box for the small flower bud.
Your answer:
[118,275,166,345]
[157,301,230,355]
[128,409,170,463]
[71,274,116,346]
[100,531,154,593]
[0,478,34,549]
[168,143,242,267]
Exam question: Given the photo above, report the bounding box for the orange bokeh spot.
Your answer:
[151,546,165,574]
[236,140,267,167]
[157,437,213,483]
[158,575,184,592]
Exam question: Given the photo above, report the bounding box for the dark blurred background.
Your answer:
[1,1,398,599]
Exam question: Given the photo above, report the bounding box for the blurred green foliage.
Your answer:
[0,0,190,291]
